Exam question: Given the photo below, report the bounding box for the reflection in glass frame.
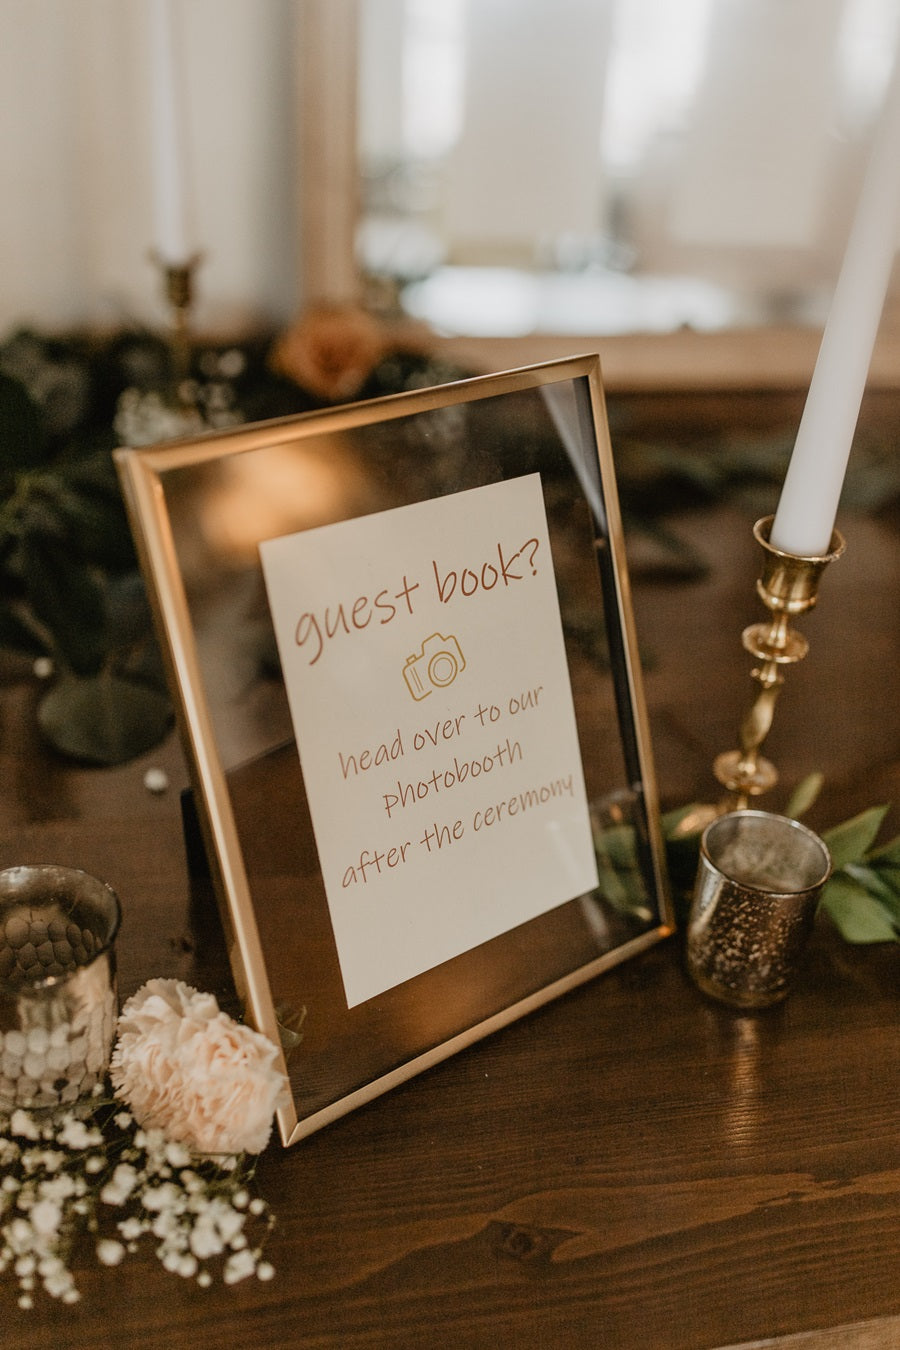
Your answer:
[115,356,673,1146]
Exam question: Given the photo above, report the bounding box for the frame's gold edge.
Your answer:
[285,921,669,1146]
[115,353,669,1152]
[584,359,675,931]
[114,447,301,1142]
[125,354,604,469]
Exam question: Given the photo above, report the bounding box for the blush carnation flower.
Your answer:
[109,980,287,1156]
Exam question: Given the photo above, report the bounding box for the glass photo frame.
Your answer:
[115,355,673,1146]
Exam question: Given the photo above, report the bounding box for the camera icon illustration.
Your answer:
[402,633,466,701]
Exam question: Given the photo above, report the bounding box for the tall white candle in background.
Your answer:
[771,52,900,558]
[148,0,192,265]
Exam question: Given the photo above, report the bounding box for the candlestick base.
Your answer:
[713,516,844,811]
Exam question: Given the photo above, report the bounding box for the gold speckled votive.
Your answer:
[687,810,832,1009]
[0,865,121,1111]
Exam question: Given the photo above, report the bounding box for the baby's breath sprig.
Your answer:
[1,1085,276,1309]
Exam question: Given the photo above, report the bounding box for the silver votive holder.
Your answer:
[0,865,121,1112]
[686,810,832,1009]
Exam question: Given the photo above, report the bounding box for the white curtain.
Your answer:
[647,0,900,292]
[0,0,299,334]
[360,0,900,324]
[444,0,615,262]
[3,0,900,336]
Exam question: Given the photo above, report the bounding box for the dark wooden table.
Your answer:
[3,391,899,1349]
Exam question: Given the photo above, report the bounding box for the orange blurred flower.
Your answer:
[269,304,389,402]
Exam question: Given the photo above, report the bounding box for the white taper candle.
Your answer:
[770,51,900,557]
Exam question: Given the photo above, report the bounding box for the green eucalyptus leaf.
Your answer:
[785,772,824,820]
[0,603,48,657]
[590,819,656,921]
[104,572,154,648]
[594,822,638,870]
[821,805,889,869]
[840,460,900,512]
[53,459,136,570]
[593,855,633,911]
[20,534,107,675]
[274,1002,307,1057]
[866,860,900,902]
[819,872,900,944]
[0,329,90,438]
[58,445,123,511]
[841,862,900,915]
[660,803,710,903]
[43,479,133,570]
[864,832,900,867]
[620,515,709,580]
[0,370,45,474]
[36,669,172,765]
[12,476,67,541]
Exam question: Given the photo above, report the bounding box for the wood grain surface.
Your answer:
[2,391,898,1349]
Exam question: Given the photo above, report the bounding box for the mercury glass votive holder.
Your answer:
[686,810,832,1009]
[0,865,121,1112]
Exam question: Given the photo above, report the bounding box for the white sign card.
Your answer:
[259,473,600,1008]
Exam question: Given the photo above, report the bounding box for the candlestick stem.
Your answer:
[713,516,844,810]
[163,255,200,399]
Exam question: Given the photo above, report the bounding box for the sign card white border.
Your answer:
[260,474,600,1007]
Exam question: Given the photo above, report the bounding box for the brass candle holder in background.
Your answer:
[155,252,202,406]
[713,515,845,811]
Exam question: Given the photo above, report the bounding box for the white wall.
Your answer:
[444,0,614,262]
[356,0,900,319]
[4,0,900,340]
[0,0,299,334]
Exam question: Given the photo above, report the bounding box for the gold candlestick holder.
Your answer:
[154,252,202,407]
[713,515,845,810]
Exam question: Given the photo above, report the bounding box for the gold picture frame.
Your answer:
[115,355,672,1146]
